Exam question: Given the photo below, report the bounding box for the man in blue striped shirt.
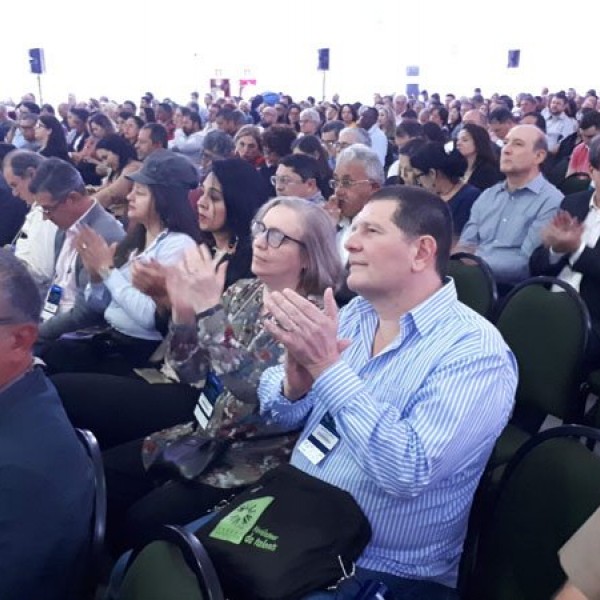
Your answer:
[259,185,517,599]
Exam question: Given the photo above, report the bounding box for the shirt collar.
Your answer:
[499,172,546,194]
[402,277,457,337]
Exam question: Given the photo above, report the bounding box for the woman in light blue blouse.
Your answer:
[42,150,203,375]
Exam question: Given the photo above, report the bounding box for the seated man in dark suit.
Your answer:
[0,248,94,600]
[530,134,600,370]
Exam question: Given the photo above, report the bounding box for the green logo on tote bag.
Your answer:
[209,496,274,544]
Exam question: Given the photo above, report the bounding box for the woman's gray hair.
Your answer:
[300,108,321,124]
[336,144,385,185]
[253,196,343,295]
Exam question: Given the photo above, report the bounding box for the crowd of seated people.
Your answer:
[0,85,599,598]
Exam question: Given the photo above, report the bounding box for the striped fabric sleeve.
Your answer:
[312,347,516,498]
[258,364,315,429]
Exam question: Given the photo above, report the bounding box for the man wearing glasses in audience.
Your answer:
[325,145,383,264]
[272,154,325,205]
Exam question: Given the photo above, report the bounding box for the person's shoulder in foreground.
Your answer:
[0,247,94,600]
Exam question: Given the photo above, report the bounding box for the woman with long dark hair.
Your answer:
[456,123,503,191]
[93,133,141,213]
[42,150,202,376]
[36,115,70,160]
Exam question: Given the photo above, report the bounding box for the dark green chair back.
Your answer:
[117,526,223,600]
[558,172,591,196]
[470,425,600,600]
[448,252,498,319]
[494,277,590,423]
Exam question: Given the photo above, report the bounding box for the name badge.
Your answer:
[41,284,63,322]
[194,371,224,429]
[298,412,340,465]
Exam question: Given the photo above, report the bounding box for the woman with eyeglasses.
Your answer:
[410,142,481,238]
[102,196,343,554]
[50,158,269,453]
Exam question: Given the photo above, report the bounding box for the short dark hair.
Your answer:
[580,110,600,131]
[28,157,86,201]
[141,123,168,148]
[3,149,44,175]
[587,135,600,170]
[261,125,297,158]
[489,107,516,124]
[279,153,320,181]
[321,120,345,136]
[123,100,137,113]
[398,137,427,158]
[395,120,423,139]
[0,248,41,324]
[369,185,453,277]
[19,101,40,114]
[118,110,133,121]
[410,142,468,183]
[184,111,202,128]
[521,112,547,133]
[157,103,173,117]
[69,107,89,123]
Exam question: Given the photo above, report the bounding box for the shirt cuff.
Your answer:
[549,248,566,264]
[569,242,587,266]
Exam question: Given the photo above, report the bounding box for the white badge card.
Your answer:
[298,412,340,465]
[41,284,63,322]
[193,371,224,429]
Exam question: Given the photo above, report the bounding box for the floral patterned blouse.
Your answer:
[142,278,306,488]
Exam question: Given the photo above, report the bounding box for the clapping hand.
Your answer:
[541,210,583,254]
[131,259,169,308]
[165,245,227,325]
[74,225,117,282]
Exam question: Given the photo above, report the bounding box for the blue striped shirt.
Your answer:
[259,280,517,587]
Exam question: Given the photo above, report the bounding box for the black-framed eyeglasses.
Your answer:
[251,221,305,249]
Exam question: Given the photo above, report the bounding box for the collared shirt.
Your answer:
[53,201,97,313]
[336,217,352,265]
[86,230,196,340]
[460,173,563,285]
[545,112,577,152]
[14,204,57,294]
[368,124,388,167]
[551,193,600,292]
[259,280,517,587]
[168,130,205,164]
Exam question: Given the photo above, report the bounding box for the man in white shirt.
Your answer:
[530,134,600,370]
[169,108,204,164]
[358,107,388,167]
[3,150,56,294]
[27,158,125,343]
[544,92,577,154]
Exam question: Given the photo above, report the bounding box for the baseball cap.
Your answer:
[126,149,199,189]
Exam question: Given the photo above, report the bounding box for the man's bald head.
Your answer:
[462,109,487,127]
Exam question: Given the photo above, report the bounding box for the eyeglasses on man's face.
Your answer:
[329,178,372,190]
[251,220,305,248]
[270,175,304,187]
